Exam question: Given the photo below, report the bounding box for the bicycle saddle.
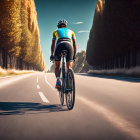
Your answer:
[61,50,68,55]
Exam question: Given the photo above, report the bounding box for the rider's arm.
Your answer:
[72,31,77,56]
[73,39,77,56]
[51,40,56,55]
[51,31,57,55]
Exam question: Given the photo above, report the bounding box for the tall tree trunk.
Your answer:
[2,48,7,69]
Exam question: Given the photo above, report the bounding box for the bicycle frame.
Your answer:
[61,53,66,92]
[61,52,71,93]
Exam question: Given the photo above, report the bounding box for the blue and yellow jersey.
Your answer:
[52,28,76,41]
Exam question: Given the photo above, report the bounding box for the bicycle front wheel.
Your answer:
[59,88,64,106]
[65,69,75,110]
[59,76,65,106]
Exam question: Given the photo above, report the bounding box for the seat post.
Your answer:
[62,55,65,67]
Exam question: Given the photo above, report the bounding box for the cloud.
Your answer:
[72,22,84,24]
[78,30,90,33]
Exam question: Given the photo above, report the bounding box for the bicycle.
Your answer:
[55,50,75,110]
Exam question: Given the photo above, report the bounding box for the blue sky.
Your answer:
[34,0,96,70]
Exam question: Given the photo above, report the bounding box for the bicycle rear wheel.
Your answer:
[65,69,75,110]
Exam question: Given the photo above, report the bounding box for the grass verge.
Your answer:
[0,67,35,77]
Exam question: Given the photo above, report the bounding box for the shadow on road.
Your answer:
[78,74,140,83]
[0,102,67,115]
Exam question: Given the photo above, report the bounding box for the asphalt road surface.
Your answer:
[0,72,140,140]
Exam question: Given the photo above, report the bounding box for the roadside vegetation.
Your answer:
[0,67,34,77]
[0,0,45,71]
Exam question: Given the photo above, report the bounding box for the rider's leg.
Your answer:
[55,61,61,79]
[66,61,73,69]
[55,61,61,88]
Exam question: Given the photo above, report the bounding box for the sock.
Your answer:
[56,77,60,81]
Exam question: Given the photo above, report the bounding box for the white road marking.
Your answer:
[78,96,140,140]
[37,84,40,89]
[38,92,50,103]
[44,75,55,91]
[37,76,38,83]
[0,73,35,88]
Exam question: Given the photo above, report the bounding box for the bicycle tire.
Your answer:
[59,71,65,106]
[65,69,75,110]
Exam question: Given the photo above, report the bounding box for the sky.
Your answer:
[34,0,97,70]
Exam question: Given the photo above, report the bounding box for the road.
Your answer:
[0,72,140,140]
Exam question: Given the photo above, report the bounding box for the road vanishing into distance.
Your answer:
[0,72,140,140]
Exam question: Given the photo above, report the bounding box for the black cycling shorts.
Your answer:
[54,39,74,62]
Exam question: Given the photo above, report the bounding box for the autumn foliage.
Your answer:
[0,0,45,71]
[96,0,104,14]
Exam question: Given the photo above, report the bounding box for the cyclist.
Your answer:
[50,19,77,88]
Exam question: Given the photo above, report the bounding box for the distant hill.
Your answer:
[72,50,92,73]
[47,63,55,73]
[48,50,92,73]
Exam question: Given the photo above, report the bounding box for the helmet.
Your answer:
[57,19,68,26]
